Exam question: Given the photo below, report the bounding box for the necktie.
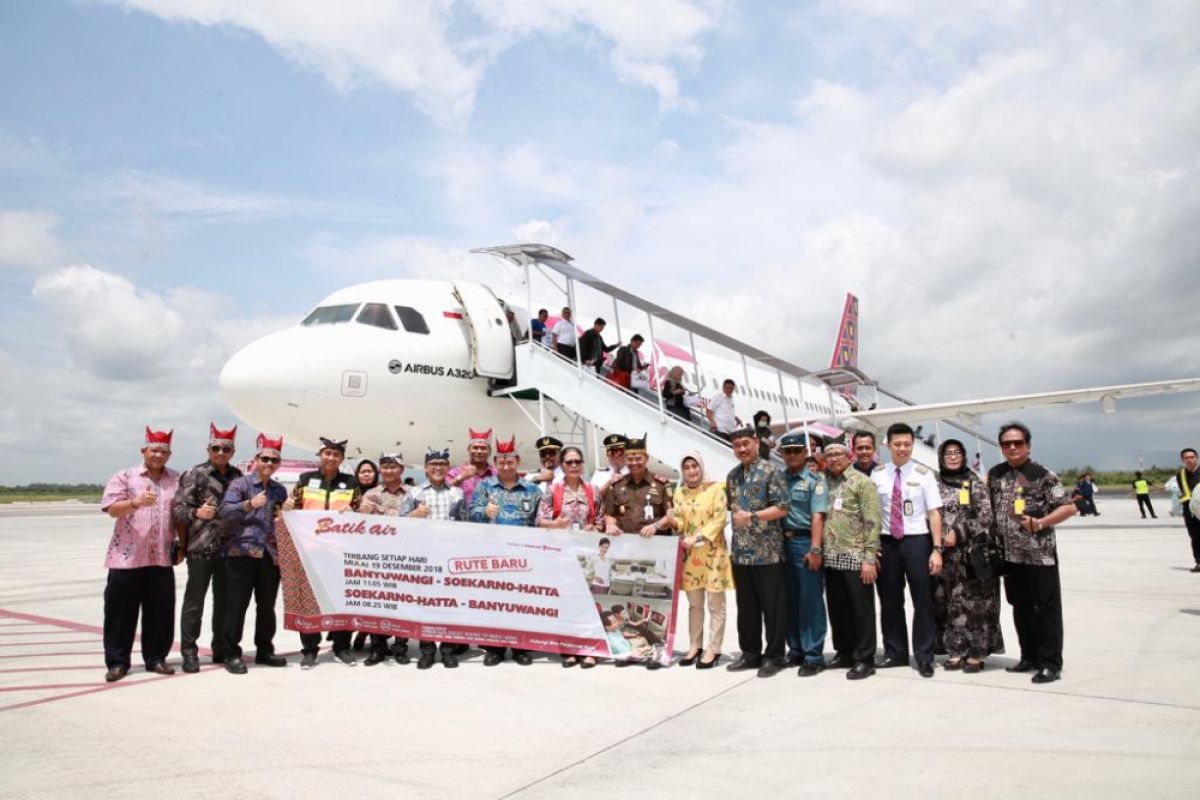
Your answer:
[890,468,904,540]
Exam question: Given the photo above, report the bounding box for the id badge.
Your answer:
[643,503,654,521]
[903,499,913,516]
[833,497,844,512]
[1014,498,1026,515]
[521,498,531,513]
[959,487,970,505]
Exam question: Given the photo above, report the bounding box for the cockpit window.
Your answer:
[301,304,359,326]
[395,306,430,335]
[356,303,398,331]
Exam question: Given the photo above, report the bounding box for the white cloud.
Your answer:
[112,0,724,122]
[0,210,64,269]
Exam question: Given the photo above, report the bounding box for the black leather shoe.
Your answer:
[645,660,662,671]
[104,666,128,683]
[482,652,504,667]
[393,650,411,665]
[1191,563,1200,573]
[182,654,200,674]
[254,654,287,667]
[679,650,703,667]
[441,651,459,669]
[417,652,437,670]
[944,658,964,671]
[364,651,389,667]
[824,655,853,670]
[756,659,783,678]
[725,655,762,672]
[513,652,533,666]
[846,662,875,680]
[875,655,909,669]
[783,654,804,668]
[918,662,934,678]
[148,660,175,675]
[798,661,823,677]
[963,660,984,674]
[224,658,248,675]
[351,631,368,651]
[1031,668,1061,684]
[1006,659,1035,673]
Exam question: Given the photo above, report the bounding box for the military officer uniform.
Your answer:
[779,431,829,671]
[601,475,673,535]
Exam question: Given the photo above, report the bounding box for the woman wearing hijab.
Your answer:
[934,439,1003,672]
[668,451,734,668]
[753,411,776,460]
[661,366,690,421]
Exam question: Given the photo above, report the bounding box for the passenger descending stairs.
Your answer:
[501,343,739,477]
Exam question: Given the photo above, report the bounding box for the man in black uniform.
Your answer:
[578,318,617,374]
[1178,448,1200,572]
[284,436,360,669]
[172,423,243,673]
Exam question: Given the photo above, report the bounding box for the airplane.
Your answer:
[218,243,1200,472]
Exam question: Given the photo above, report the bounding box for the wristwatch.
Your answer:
[934,545,945,554]
[750,511,759,523]
[808,546,823,557]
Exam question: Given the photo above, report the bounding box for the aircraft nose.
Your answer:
[219,330,305,433]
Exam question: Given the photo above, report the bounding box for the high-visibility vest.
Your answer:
[1134,479,1149,495]
[1180,469,1193,503]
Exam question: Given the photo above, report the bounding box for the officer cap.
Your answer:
[536,435,563,453]
[602,433,628,450]
[779,431,814,450]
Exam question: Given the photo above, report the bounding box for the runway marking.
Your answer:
[0,683,102,693]
[0,609,102,634]
[0,651,106,659]
[0,665,103,674]
[0,640,101,647]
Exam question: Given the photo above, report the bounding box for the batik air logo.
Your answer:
[313,516,397,537]
[448,556,531,574]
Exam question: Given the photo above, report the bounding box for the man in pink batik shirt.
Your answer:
[99,426,181,682]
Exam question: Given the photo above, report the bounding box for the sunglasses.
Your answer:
[258,456,281,464]
[209,445,234,453]
[1000,440,1027,449]
[562,459,584,466]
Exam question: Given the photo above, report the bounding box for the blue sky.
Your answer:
[1,0,1198,482]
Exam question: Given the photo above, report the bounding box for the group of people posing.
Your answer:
[98,415,1081,686]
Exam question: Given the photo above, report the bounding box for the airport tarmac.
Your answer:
[1,498,1198,799]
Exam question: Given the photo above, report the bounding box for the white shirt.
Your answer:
[552,319,577,347]
[590,463,628,492]
[871,461,943,536]
[708,392,737,433]
[588,554,612,586]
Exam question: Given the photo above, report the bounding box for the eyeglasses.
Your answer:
[943,450,964,457]
[563,459,584,466]
[258,456,281,464]
[209,445,234,453]
[1000,440,1027,449]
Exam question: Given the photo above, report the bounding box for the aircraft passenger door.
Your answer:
[452,282,515,379]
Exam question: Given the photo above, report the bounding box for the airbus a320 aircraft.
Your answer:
[218,243,1200,474]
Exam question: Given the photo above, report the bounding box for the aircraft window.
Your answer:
[356,303,398,331]
[395,306,430,335]
[301,304,359,326]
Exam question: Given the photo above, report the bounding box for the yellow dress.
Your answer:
[673,481,735,592]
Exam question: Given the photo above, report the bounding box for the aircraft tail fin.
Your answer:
[830,292,859,370]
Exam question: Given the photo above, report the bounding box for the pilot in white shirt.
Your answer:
[872,461,943,535]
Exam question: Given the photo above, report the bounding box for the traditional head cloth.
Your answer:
[378,452,404,466]
[679,450,712,486]
[425,448,451,463]
[256,433,283,457]
[536,435,563,453]
[144,427,173,451]
[937,438,971,483]
[469,428,493,441]
[495,436,518,456]
[209,423,237,447]
[602,433,627,450]
[729,426,758,441]
[318,437,347,454]
[624,434,648,455]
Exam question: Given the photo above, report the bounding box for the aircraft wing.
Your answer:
[842,378,1200,430]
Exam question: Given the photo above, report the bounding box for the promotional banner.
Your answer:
[277,511,682,665]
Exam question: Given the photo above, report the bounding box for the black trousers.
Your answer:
[223,556,280,659]
[826,566,877,663]
[368,635,429,655]
[1186,514,1200,562]
[484,646,529,658]
[877,535,936,664]
[731,561,787,660]
[180,556,226,659]
[1004,562,1063,671]
[301,630,351,655]
[103,566,175,670]
[555,343,577,361]
[1136,495,1156,518]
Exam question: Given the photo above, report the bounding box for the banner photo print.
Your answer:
[277,511,682,665]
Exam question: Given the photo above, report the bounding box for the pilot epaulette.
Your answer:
[915,465,930,475]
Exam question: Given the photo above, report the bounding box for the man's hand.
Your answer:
[459,465,476,481]
[134,490,157,508]
[283,497,296,511]
[943,529,957,547]
[249,492,267,510]
[928,550,943,576]
[196,498,217,521]
[537,468,553,483]
[638,524,657,537]
[485,499,499,520]
[860,562,878,585]
[605,519,622,536]
[409,504,430,519]
[731,506,752,527]
[804,552,823,572]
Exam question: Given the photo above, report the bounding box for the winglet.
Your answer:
[830,292,859,370]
